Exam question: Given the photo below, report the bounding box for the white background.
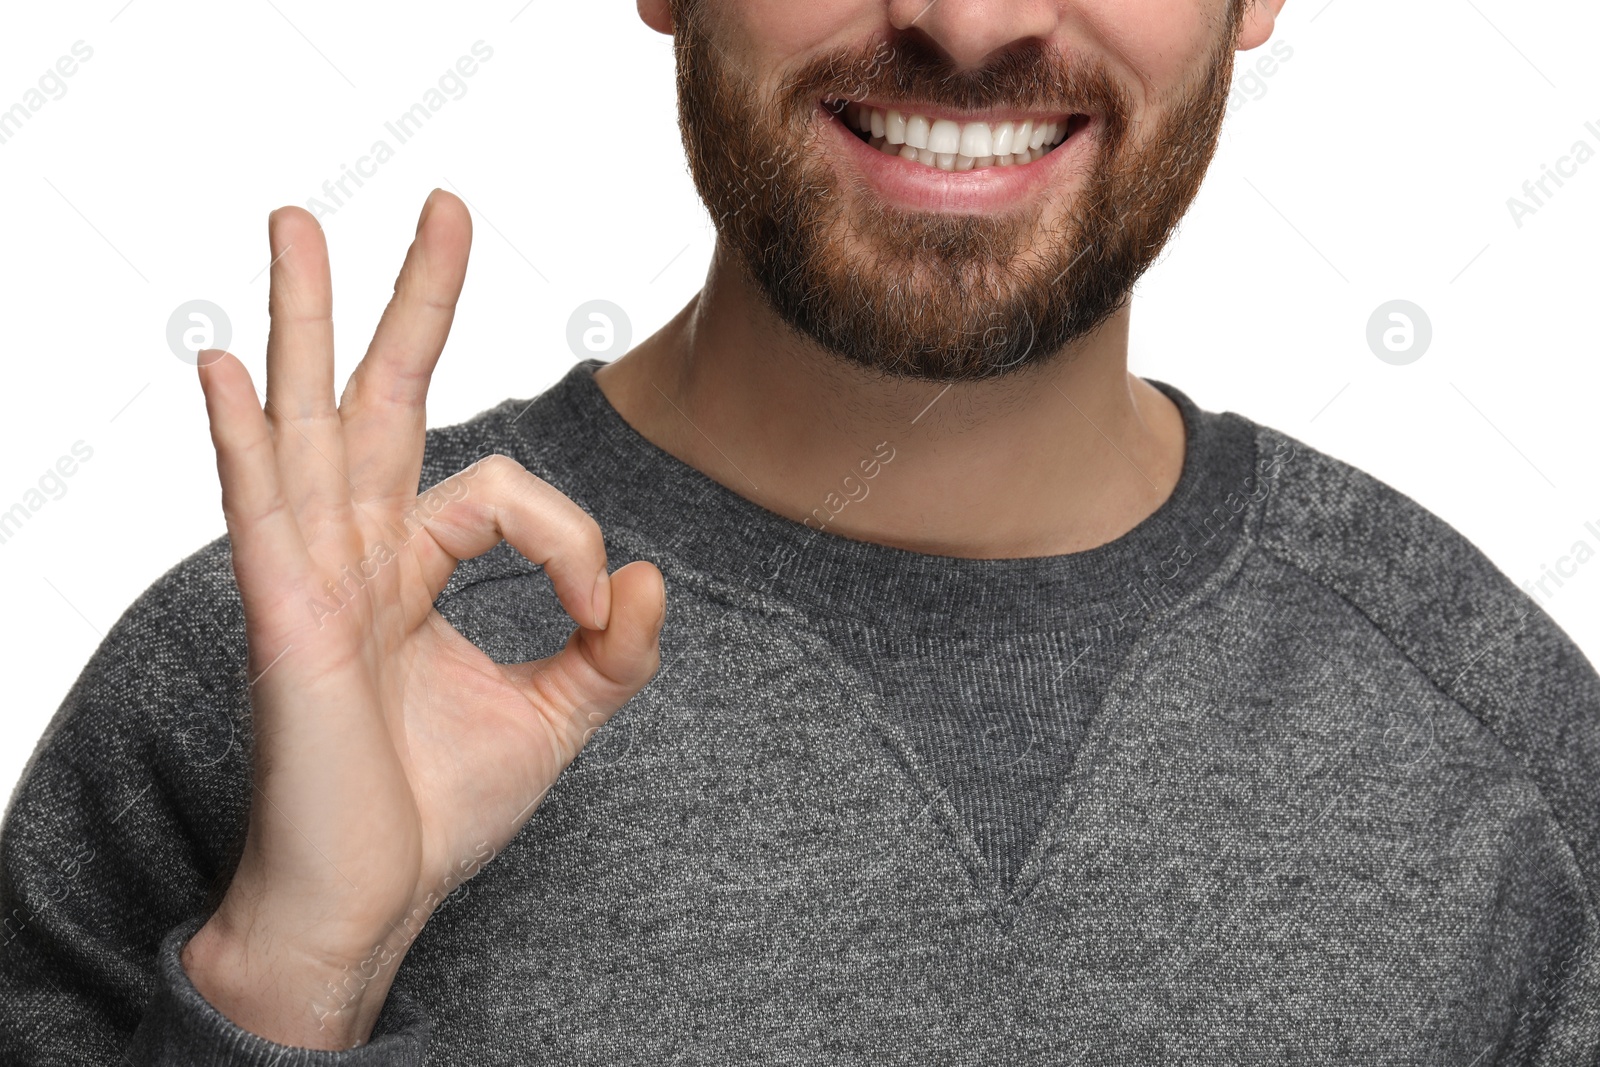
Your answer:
[1,0,1595,805]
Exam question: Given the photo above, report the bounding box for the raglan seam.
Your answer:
[1249,489,1600,929]
[1249,536,1600,1056]
[1247,422,1600,1055]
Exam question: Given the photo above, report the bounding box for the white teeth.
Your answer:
[990,122,1015,157]
[885,109,907,145]
[927,119,961,155]
[868,133,1046,173]
[846,102,1072,173]
[958,122,991,158]
[903,113,930,150]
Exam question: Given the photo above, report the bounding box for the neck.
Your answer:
[593,242,1187,559]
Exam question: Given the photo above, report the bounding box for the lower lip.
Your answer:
[815,102,1095,215]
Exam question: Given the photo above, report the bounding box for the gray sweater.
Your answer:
[3,359,1597,1065]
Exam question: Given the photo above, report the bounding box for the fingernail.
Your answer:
[196,349,224,368]
[591,570,612,630]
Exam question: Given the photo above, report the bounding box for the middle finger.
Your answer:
[263,206,352,532]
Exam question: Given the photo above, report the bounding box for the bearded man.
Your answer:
[4,0,1598,1063]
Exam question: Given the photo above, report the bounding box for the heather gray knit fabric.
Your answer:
[2,358,1598,1065]
[813,398,1254,894]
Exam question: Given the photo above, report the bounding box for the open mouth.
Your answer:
[825,99,1091,173]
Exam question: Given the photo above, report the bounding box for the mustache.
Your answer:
[776,31,1132,128]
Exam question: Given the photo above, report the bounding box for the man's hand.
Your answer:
[180,190,666,1049]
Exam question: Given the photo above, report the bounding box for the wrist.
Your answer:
[182,909,396,1050]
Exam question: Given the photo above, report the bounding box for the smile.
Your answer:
[826,99,1087,173]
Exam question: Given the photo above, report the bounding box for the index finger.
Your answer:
[412,454,612,632]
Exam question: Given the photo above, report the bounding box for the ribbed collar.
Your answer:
[503,359,1259,636]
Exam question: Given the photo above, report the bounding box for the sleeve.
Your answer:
[1253,427,1600,909]
[123,916,430,1065]
[0,537,432,1064]
[1246,424,1600,1059]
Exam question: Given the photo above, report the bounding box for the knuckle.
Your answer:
[567,511,605,555]
[236,430,276,462]
[474,452,524,480]
[579,512,605,549]
[537,503,604,573]
[224,492,290,529]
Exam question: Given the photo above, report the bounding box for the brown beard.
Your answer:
[668,4,1243,382]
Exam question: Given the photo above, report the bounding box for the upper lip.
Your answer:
[825,97,1080,126]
